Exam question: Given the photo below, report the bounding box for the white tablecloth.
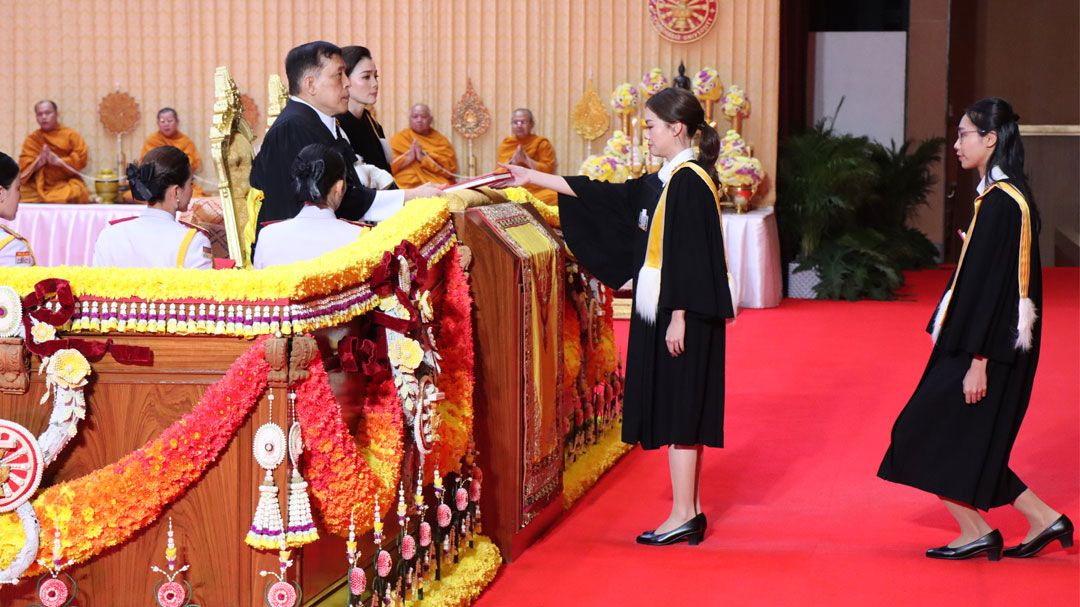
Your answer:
[1,203,151,267]
[722,206,782,309]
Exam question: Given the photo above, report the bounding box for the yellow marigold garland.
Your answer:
[563,422,633,509]
[504,187,559,228]
[0,198,450,302]
[404,535,501,607]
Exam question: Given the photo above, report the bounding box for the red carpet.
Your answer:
[475,268,1079,606]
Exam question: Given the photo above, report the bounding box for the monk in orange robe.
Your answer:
[18,100,90,203]
[496,108,558,204]
[390,104,457,188]
[141,108,206,196]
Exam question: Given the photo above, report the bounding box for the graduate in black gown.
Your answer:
[500,88,734,547]
[879,98,1073,560]
[337,46,392,172]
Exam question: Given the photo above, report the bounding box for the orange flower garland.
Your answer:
[428,247,475,482]
[562,298,582,392]
[584,294,619,387]
[0,338,271,577]
[293,352,400,537]
[295,249,476,536]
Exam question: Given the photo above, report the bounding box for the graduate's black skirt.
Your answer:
[878,345,1039,511]
[622,306,726,450]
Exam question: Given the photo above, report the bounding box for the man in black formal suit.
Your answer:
[251,41,441,242]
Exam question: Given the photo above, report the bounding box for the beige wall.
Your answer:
[0,0,779,200]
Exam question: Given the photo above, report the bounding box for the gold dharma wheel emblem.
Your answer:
[648,0,719,43]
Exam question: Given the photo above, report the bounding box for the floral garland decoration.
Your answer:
[0,198,450,303]
[503,187,559,228]
[427,247,475,482]
[294,247,475,536]
[406,535,501,607]
[0,338,271,577]
[640,67,668,98]
[292,347,401,538]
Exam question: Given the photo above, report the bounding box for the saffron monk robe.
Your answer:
[390,103,457,188]
[18,100,90,203]
[496,108,558,204]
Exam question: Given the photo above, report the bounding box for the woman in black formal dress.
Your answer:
[879,97,1073,560]
[501,87,734,546]
[337,45,392,171]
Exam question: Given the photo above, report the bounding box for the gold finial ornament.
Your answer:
[451,78,492,177]
[209,66,256,267]
[571,79,610,156]
[267,74,288,129]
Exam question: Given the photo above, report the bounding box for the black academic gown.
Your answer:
[878,185,1042,510]
[336,109,392,172]
[561,161,734,450]
[250,101,376,240]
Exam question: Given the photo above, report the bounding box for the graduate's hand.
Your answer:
[497,162,532,187]
[665,310,686,357]
[963,357,988,404]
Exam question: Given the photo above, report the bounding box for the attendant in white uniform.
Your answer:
[254,143,366,268]
[0,151,36,267]
[92,146,213,269]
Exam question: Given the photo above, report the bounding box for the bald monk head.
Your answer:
[157,108,180,138]
[510,108,535,140]
[34,100,60,133]
[409,104,434,136]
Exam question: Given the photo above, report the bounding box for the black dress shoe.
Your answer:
[636,513,705,546]
[925,530,1003,561]
[1004,514,1074,558]
[639,513,706,541]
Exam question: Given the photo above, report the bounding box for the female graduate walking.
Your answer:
[501,87,734,546]
[878,97,1072,560]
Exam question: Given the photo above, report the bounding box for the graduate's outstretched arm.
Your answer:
[497,162,574,196]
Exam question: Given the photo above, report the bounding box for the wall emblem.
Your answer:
[648,0,719,43]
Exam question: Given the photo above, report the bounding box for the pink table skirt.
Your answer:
[1,200,225,267]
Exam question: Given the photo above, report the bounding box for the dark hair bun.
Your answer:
[126,162,159,201]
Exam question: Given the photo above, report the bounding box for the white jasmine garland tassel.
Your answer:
[930,288,952,344]
[285,391,318,547]
[246,391,287,550]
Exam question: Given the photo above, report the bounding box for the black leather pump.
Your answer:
[636,513,706,546]
[925,529,1003,561]
[1003,514,1074,558]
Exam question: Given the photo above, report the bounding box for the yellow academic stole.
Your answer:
[930,181,1035,350]
[635,161,737,323]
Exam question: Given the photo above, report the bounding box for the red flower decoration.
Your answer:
[470,478,482,502]
[157,580,187,607]
[419,521,432,547]
[349,566,367,595]
[437,503,452,528]
[38,578,69,607]
[376,549,392,578]
[455,487,468,512]
[267,580,298,607]
[401,534,417,560]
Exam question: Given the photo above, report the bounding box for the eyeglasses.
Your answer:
[956,129,985,140]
